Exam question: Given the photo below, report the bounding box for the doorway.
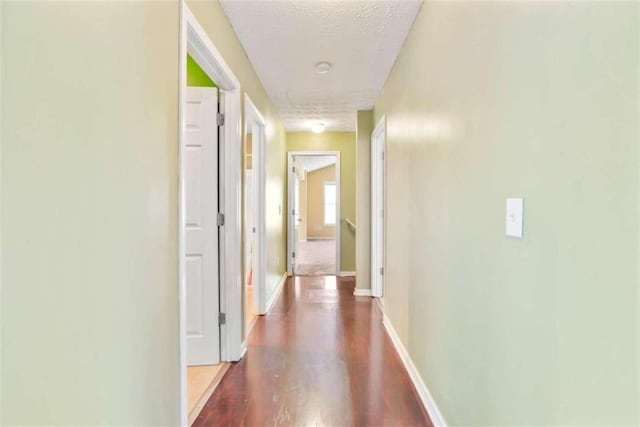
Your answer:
[179,5,244,426]
[243,94,266,329]
[287,151,341,276]
[371,116,386,298]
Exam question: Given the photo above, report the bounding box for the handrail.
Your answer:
[343,218,356,232]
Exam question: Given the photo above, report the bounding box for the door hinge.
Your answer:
[381,151,385,161]
[292,166,297,173]
[380,267,384,275]
[292,251,296,258]
[219,312,226,325]
[216,113,225,126]
[252,227,256,233]
[217,213,225,227]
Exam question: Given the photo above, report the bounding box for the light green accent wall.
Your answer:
[187,54,216,87]
[287,132,356,272]
[374,2,639,426]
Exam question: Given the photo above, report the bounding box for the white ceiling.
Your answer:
[294,155,336,174]
[220,0,422,132]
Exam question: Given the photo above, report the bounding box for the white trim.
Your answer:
[374,297,384,312]
[371,116,386,298]
[239,340,248,359]
[287,151,341,275]
[265,273,289,314]
[382,313,448,427]
[353,288,372,296]
[244,94,268,316]
[340,271,356,277]
[179,4,243,425]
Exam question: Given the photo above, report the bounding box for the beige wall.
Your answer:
[356,111,373,290]
[187,1,288,328]
[287,132,356,272]
[2,2,180,424]
[306,164,336,239]
[374,2,639,426]
[1,1,287,424]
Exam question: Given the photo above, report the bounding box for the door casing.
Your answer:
[371,116,386,298]
[243,94,267,321]
[287,151,341,275]
[179,3,243,425]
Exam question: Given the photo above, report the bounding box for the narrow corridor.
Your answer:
[193,276,432,426]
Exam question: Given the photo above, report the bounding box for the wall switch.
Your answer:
[506,198,524,238]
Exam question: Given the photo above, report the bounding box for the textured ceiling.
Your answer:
[220,0,422,132]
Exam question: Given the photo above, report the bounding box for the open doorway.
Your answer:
[243,94,266,329]
[183,54,227,425]
[179,5,244,425]
[287,152,341,276]
[371,116,386,298]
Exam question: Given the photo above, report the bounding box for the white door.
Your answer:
[185,87,220,366]
[371,119,386,298]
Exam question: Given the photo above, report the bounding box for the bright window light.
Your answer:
[324,182,336,225]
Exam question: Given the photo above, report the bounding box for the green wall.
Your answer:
[287,132,356,272]
[186,54,216,87]
[374,2,639,426]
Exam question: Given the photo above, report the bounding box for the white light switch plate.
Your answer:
[506,198,524,238]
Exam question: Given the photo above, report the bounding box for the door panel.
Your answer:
[185,87,220,366]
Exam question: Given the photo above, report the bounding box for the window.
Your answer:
[324,182,337,225]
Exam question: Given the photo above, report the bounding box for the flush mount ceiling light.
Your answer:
[311,122,325,133]
[315,61,333,74]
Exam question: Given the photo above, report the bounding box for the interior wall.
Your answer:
[287,132,356,272]
[0,1,4,420]
[306,164,336,239]
[356,111,373,290]
[187,0,288,329]
[187,54,216,87]
[374,2,639,426]
[1,1,289,424]
[1,2,180,424]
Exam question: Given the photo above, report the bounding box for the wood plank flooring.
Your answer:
[193,275,433,427]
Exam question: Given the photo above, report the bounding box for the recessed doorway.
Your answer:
[287,151,341,276]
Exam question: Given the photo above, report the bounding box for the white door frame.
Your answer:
[179,3,243,425]
[287,151,341,275]
[243,95,267,318]
[371,116,386,298]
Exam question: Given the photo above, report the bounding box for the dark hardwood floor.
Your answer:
[193,275,433,427]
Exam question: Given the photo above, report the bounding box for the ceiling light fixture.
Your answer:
[311,123,325,134]
[315,61,333,74]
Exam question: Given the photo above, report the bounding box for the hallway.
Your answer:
[193,276,432,426]
[295,240,336,276]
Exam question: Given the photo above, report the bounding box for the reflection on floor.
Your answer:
[246,284,255,330]
[187,364,229,425]
[295,239,336,275]
[193,275,433,426]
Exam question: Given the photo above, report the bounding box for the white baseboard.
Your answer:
[353,288,372,296]
[340,271,356,277]
[382,313,447,427]
[239,340,248,359]
[265,272,288,314]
